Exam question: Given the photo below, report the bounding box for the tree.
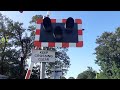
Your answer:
[95,27,120,79]
[11,21,33,79]
[77,67,96,79]
[30,64,40,79]
[28,14,70,79]
[96,72,108,79]
[0,13,17,76]
[61,77,66,79]
[68,77,75,79]
[0,13,31,79]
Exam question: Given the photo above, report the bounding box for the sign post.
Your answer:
[40,62,46,79]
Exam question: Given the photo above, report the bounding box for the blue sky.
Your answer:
[0,11,120,78]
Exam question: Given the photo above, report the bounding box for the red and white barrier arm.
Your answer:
[25,62,34,79]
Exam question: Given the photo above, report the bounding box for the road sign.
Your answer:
[31,49,55,63]
[50,67,62,79]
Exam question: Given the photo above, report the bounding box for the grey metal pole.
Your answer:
[39,62,41,79]
[40,62,46,79]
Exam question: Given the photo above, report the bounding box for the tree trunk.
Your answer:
[20,57,24,79]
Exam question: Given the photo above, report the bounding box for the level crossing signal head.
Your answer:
[40,17,78,42]
[34,17,83,47]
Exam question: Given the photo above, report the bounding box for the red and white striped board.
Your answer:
[25,62,34,79]
[34,19,83,48]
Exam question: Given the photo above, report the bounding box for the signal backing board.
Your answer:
[34,19,83,47]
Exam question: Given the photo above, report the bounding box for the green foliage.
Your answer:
[30,65,40,79]
[68,77,75,79]
[29,15,43,24]
[0,13,31,79]
[96,72,109,79]
[61,77,66,79]
[95,27,120,79]
[0,13,16,76]
[77,67,96,79]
